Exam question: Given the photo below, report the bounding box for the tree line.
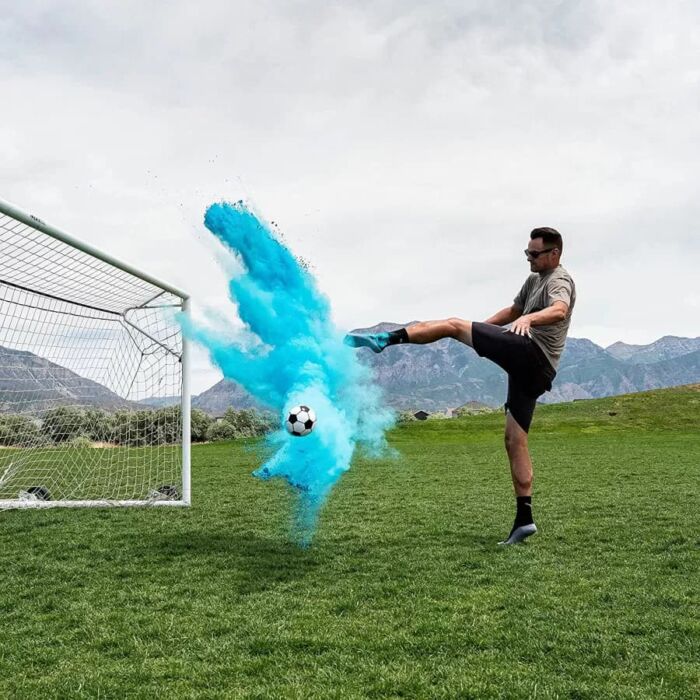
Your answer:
[0,406,277,448]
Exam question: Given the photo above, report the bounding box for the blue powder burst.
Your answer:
[183,201,394,544]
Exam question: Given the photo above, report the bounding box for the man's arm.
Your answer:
[485,304,523,326]
[509,301,568,336]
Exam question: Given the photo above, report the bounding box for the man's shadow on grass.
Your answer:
[150,530,326,596]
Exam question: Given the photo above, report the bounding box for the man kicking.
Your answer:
[345,227,576,545]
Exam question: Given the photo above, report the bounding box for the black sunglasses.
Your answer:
[524,247,556,259]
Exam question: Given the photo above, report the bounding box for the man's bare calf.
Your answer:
[345,318,474,352]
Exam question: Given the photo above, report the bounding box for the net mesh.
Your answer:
[0,207,186,506]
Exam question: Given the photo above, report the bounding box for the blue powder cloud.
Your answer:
[183,201,394,543]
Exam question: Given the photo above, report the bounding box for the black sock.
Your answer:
[514,496,534,528]
[386,328,409,346]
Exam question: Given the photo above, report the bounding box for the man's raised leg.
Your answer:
[345,318,473,352]
[407,318,473,346]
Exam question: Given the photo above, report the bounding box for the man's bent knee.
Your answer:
[446,317,472,345]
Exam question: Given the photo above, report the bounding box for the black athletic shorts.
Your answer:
[472,322,556,433]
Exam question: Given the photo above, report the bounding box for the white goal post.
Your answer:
[0,196,190,508]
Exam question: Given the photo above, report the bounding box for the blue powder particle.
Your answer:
[182,201,394,544]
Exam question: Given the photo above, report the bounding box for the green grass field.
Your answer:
[1,386,698,699]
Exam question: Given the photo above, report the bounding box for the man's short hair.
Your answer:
[530,227,563,252]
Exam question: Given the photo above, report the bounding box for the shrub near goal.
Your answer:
[0,197,190,508]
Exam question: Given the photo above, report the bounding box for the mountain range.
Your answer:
[0,345,135,414]
[1,331,698,415]
[190,327,700,412]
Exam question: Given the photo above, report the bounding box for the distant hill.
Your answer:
[545,345,700,403]
[136,396,181,409]
[0,345,134,414]
[3,331,698,417]
[193,379,267,416]
[437,383,700,435]
[606,336,700,364]
[189,328,700,413]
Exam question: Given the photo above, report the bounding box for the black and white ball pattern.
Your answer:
[286,405,317,437]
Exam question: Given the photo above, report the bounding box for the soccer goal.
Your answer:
[0,197,190,508]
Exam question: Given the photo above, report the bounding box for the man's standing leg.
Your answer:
[347,319,540,544]
[500,410,538,545]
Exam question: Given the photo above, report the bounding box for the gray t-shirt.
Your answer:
[513,265,576,370]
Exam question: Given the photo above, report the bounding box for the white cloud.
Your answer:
[1,0,699,391]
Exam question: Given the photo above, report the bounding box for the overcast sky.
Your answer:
[2,0,699,393]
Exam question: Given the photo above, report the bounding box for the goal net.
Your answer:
[0,197,190,508]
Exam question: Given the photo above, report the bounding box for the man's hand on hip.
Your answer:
[508,315,532,337]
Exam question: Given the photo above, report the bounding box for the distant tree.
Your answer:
[34,405,226,447]
[190,409,212,443]
[0,414,43,447]
[206,420,237,442]
[153,406,182,445]
[82,408,113,442]
[452,404,494,418]
[222,407,274,438]
[426,412,450,420]
[397,411,418,423]
[42,406,86,443]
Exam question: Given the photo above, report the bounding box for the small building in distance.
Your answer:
[413,410,430,421]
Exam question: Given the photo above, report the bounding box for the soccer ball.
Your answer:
[149,484,180,501]
[19,486,51,501]
[286,405,317,437]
